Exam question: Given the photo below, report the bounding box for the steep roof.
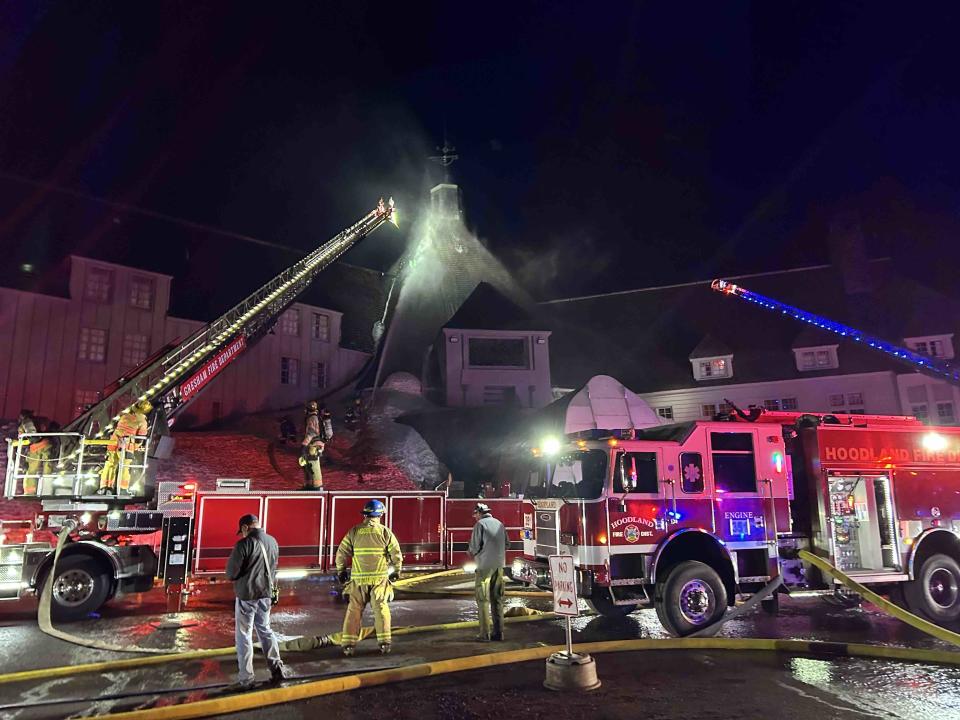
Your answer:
[540,259,960,392]
[443,282,544,331]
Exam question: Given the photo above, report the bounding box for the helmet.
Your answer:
[474,503,491,515]
[362,499,385,517]
[306,400,318,413]
[134,400,153,415]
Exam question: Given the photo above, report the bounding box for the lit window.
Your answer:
[829,394,845,408]
[656,406,674,420]
[129,276,153,310]
[121,334,149,367]
[781,397,798,411]
[312,313,330,341]
[763,399,780,411]
[310,361,327,389]
[78,328,107,363]
[280,357,299,385]
[74,389,100,411]
[701,404,717,418]
[85,268,112,302]
[280,309,300,336]
[847,392,864,406]
[937,402,956,424]
[698,358,729,379]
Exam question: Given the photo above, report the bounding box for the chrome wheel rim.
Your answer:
[679,579,714,624]
[928,567,959,610]
[53,569,95,607]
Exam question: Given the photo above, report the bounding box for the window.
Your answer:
[614,451,659,494]
[468,338,529,367]
[656,406,674,420]
[680,452,704,493]
[525,450,608,500]
[310,361,327,389]
[847,392,864,406]
[912,405,929,422]
[937,402,956,424]
[75,389,99,411]
[710,432,757,493]
[84,267,112,302]
[121,334,149,367]
[280,309,300,336]
[78,328,107,362]
[906,336,955,360]
[312,313,330,341]
[781,397,798,411]
[129,276,153,309]
[763,399,780,411]
[829,394,845,408]
[702,404,717,418]
[795,346,839,371]
[280,357,299,385]
[699,359,728,378]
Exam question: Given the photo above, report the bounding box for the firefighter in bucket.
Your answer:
[98,400,151,495]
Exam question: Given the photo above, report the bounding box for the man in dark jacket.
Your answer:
[225,514,288,689]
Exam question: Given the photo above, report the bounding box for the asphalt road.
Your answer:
[1,576,959,720]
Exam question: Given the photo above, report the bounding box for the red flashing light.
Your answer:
[182,483,197,492]
[597,532,608,545]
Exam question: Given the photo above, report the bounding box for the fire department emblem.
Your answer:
[624,524,641,543]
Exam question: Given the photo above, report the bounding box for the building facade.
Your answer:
[0,255,370,427]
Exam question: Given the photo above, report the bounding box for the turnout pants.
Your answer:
[341,580,393,647]
[22,445,51,494]
[235,597,283,684]
[302,458,322,488]
[475,567,505,640]
[99,449,133,491]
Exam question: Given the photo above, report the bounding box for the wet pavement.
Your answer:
[2,576,960,719]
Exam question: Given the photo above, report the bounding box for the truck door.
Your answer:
[708,430,776,580]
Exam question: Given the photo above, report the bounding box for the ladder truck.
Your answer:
[510,280,960,635]
[1,198,396,619]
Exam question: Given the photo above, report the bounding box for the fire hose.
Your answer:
[13,552,960,718]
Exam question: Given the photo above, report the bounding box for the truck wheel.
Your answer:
[585,590,637,617]
[903,553,960,624]
[45,556,112,621]
[655,561,727,636]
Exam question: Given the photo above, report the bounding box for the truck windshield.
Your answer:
[523,450,609,499]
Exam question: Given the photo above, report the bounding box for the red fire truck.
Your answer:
[510,411,960,635]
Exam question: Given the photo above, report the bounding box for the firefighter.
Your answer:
[468,502,507,641]
[335,499,403,656]
[98,400,152,495]
[299,401,324,490]
[17,410,51,495]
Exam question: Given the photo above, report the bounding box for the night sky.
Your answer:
[2,2,959,302]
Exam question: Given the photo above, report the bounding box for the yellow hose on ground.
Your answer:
[0,609,559,686]
[798,549,960,648]
[101,637,960,720]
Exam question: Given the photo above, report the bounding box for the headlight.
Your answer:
[512,559,524,575]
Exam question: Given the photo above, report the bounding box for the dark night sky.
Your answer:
[2,2,960,302]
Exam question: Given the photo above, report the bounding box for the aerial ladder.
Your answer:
[711,278,960,387]
[4,198,397,508]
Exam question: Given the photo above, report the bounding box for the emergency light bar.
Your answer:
[711,279,960,386]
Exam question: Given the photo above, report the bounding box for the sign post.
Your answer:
[544,555,600,691]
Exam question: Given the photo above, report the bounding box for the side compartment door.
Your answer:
[388,494,444,568]
[194,494,264,575]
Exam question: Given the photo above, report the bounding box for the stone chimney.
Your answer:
[828,210,873,296]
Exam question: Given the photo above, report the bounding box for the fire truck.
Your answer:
[510,279,960,635]
[1,199,398,619]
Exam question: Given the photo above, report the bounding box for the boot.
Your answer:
[342,646,355,657]
[379,643,391,655]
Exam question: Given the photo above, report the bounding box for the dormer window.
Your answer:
[905,335,954,360]
[692,356,733,381]
[794,345,839,371]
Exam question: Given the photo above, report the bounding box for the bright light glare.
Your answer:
[80,512,92,525]
[542,437,562,456]
[276,569,308,580]
[923,432,948,452]
[463,561,477,573]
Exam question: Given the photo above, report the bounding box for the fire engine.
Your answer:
[510,278,960,634]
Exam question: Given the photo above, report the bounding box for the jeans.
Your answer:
[235,597,283,683]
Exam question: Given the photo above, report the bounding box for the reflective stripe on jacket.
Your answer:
[108,411,148,452]
[335,519,402,585]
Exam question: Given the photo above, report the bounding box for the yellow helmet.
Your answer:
[134,400,153,415]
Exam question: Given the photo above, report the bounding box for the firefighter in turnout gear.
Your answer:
[98,400,151,495]
[17,410,51,495]
[299,401,324,490]
[335,499,403,656]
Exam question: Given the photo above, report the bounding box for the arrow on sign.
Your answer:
[558,598,573,608]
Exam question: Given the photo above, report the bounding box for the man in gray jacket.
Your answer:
[467,502,507,641]
[226,514,288,689]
